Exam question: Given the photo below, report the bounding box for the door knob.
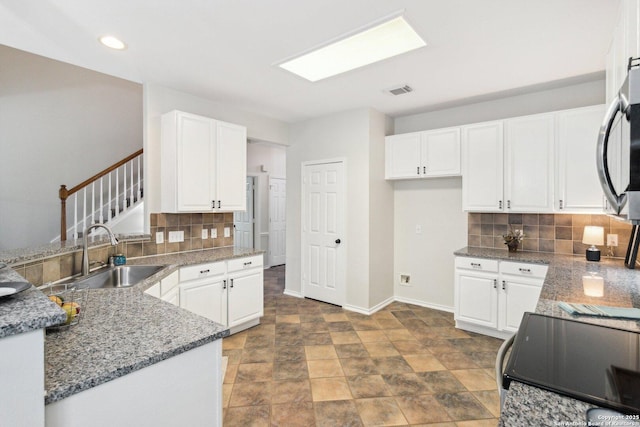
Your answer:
[335,239,341,244]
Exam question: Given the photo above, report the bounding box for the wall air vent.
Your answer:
[387,85,413,96]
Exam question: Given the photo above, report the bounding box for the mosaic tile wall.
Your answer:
[11,212,234,286]
[467,213,633,258]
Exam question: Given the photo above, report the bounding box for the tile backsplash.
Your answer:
[10,212,234,286]
[468,213,633,258]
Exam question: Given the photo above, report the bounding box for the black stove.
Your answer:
[503,313,640,415]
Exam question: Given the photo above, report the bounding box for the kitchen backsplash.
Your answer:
[10,212,234,286]
[468,213,633,258]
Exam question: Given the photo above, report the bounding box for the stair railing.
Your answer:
[58,149,143,241]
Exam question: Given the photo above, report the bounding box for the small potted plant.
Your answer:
[503,227,525,252]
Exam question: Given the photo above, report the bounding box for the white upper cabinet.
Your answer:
[504,113,555,212]
[385,128,460,179]
[461,121,504,212]
[606,0,640,103]
[161,110,247,213]
[556,105,607,213]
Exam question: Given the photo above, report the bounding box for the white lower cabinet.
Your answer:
[454,257,547,339]
[180,275,227,326]
[227,269,263,328]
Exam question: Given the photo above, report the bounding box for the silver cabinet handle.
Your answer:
[423,166,426,174]
[559,199,563,210]
[471,262,481,268]
[493,279,497,289]
[499,200,502,209]
[507,200,511,209]
[217,200,221,209]
[243,261,252,266]
[230,278,234,288]
[200,269,210,274]
[211,200,215,209]
[417,166,420,175]
[502,280,506,290]
[223,279,227,289]
[518,268,531,273]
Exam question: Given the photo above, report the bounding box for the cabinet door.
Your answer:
[454,270,498,329]
[422,128,461,177]
[215,121,247,211]
[180,277,227,326]
[461,121,504,212]
[504,114,555,212]
[556,105,606,213]
[227,270,263,328]
[498,276,542,333]
[161,286,180,307]
[176,112,216,212]
[385,133,422,179]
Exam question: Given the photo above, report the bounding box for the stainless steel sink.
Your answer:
[74,265,165,289]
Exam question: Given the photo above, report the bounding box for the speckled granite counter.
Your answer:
[43,247,262,404]
[454,247,640,424]
[0,267,66,338]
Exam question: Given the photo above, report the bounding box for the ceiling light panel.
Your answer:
[99,35,127,50]
[278,15,426,82]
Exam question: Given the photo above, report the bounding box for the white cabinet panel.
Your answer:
[422,128,461,177]
[461,121,504,212]
[216,121,247,211]
[180,277,227,325]
[161,286,180,307]
[504,113,555,212]
[227,270,264,328]
[556,105,606,213]
[455,271,498,329]
[498,276,543,333]
[385,133,422,179]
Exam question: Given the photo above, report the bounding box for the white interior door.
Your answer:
[302,161,345,306]
[234,177,254,248]
[269,177,286,266]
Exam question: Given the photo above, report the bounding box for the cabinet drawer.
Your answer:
[500,262,548,278]
[180,261,226,282]
[227,255,263,273]
[455,257,498,273]
[160,271,180,296]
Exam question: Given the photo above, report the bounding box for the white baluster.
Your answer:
[73,194,78,240]
[130,159,134,204]
[82,188,87,235]
[99,178,104,224]
[108,173,112,222]
[123,164,127,213]
[137,154,141,201]
[91,182,95,224]
[115,167,119,218]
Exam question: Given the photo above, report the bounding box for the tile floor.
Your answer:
[222,266,503,426]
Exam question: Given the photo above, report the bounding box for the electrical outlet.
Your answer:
[607,234,619,247]
[415,225,422,234]
[224,227,231,238]
[210,228,217,239]
[155,231,164,244]
[201,229,208,239]
[168,230,184,243]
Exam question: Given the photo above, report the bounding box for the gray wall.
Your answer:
[0,45,142,250]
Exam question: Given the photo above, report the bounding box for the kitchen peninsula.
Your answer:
[455,247,640,424]
[0,245,263,427]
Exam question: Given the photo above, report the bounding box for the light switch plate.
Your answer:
[607,234,618,247]
[224,227,231,238]
[201,229,208,239]
[156,231,164,244]
[210,228,217,239]
[168,230,184,243]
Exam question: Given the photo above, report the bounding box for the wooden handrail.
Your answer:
[59,149,143,241]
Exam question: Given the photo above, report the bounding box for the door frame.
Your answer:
[300,158,347,306]
[234,176,256,249]
[268,176,286,267]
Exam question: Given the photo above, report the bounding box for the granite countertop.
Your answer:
[0,267,66,338]
[454,246,640,423]
[0,246,262,404]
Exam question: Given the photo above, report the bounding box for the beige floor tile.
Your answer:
[222,332,247,350]
[228,381,271,407]
[236,362,273,382]
[372,356,413,374]
[222,383,233,408]
[340,357,380,376]
[224,405,270,427]
[347,375,391,398]
[276,314,301,323]
[384,328,414,341]
[392,340,430,354]
[224,363,238,383]
[355,397,408,426]
[395,394,453,424]
[305,344,338,360]
[240,346,275,364]
[435,392,494,421]
[357,330,389,343]
[323,312,349,322]
[450,369,497,391]
[382,373,431,396]
[364,341,400,357]
[310,377,353,401]
[403,354,447,372]
[271,402,315,426]
[307,359,344,378]
[273,360,308,380]
[473,390,501,417]
[456,418,499,427]
[335,343,370,359]
[271,379,312,404]
[436,352,480,370]
[314,400,363,427]
[330,330,362,344]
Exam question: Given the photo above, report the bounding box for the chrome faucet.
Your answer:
[82,224,118,276]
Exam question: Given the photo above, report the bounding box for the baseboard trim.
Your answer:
[343,296,394,316]
[393,296,454,314]
[283,289,303,298]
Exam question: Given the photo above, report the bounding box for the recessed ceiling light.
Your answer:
[99,35,127,50]
[277,13,426,82]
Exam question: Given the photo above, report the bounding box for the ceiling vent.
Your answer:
[387,85,413,96]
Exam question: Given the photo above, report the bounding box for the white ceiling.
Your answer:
[0,0,620,123]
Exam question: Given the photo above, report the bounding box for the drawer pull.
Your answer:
[243,261,252,266]
[518,268,531,273]
[200,269,210,274]
[470,262,482,268]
